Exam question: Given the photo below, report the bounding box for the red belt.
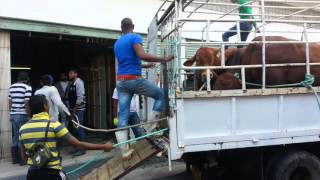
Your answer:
[117,75,142,80]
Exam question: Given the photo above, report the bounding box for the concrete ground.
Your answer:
[0,146,190,180]
[0,147,114,180]
[123,158,190,180]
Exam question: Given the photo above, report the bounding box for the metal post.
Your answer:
[167,144,172,171]
[261,0,266,90]
[206,69,211,92]
[241,67,247,91]
[221,44,226,67]
[303,23,311,75]
[236,20,241,43]
[175,0,182,90]
[206,19,210,42]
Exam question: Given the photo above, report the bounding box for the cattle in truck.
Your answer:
[184,36,320,90]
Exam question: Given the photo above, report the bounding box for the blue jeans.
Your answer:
[76,110,85,140]
[128,112,145,138]
[222,21,253,49]
[116,78,164,128]
[10,114,29,148]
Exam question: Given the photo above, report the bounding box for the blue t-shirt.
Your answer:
[114,33,143,75]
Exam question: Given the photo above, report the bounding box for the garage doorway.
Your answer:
[10,31,116,130]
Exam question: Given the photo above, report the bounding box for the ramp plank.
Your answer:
[79,139,161,180]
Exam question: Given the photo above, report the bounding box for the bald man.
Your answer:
[113,18,173,159]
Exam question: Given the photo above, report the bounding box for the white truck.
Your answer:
[147,1,320,179]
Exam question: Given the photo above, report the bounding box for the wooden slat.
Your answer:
[79,139,161,180]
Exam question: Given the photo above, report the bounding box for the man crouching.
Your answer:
[19,95,113,180]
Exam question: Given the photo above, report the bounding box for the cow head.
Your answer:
[183,47,221,89]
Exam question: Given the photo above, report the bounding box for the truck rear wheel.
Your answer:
[191,164,203,180]
[266,151,320,180]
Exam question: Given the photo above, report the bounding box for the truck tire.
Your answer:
[191,164,203,180]
[266,150,320,180]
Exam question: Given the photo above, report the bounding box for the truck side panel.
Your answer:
[169,93,320,160]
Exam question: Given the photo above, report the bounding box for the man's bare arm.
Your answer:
[25,100,31,117]
[9,99,11,111]
[66,135,113,151]
[141,63,155,69]
[133,44,173,63]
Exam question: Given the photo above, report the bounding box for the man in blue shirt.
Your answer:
[114,18,173,159]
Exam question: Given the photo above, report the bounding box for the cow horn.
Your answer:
[216,51,221,59]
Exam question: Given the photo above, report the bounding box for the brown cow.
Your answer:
[185,36,320,90]
[183,47,219,90]
[183,46,246,90]
[213,36,320,90]
[214,72,241,90]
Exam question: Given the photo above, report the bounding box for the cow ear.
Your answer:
[183,56,196,66]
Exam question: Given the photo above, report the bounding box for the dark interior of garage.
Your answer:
[10,31,116,131]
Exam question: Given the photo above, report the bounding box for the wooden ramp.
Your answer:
[79,139,165,180]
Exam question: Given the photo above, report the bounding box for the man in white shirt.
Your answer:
[112,88,144,138]
[35,75,70,121]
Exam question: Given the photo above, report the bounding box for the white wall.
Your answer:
[0,0,163,33]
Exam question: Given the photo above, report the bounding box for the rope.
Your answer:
[66,128,168,175]
[234,73,315,88]
[234,73,320,109]
[69,115,167,133]
[303,84,320,110]
[198,81,207,91]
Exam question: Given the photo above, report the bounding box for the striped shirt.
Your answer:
[9,82,32,114]
[19,112,71,170]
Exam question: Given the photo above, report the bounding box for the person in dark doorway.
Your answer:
[19,95,113,180]
[8,71,32,165]
[222,0,260,49]
[113,17,173,159]
[55,73,70,126]
[35,75,70,122]
[67,69,87,157]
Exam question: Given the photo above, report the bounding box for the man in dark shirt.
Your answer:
[67,69,86,156]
